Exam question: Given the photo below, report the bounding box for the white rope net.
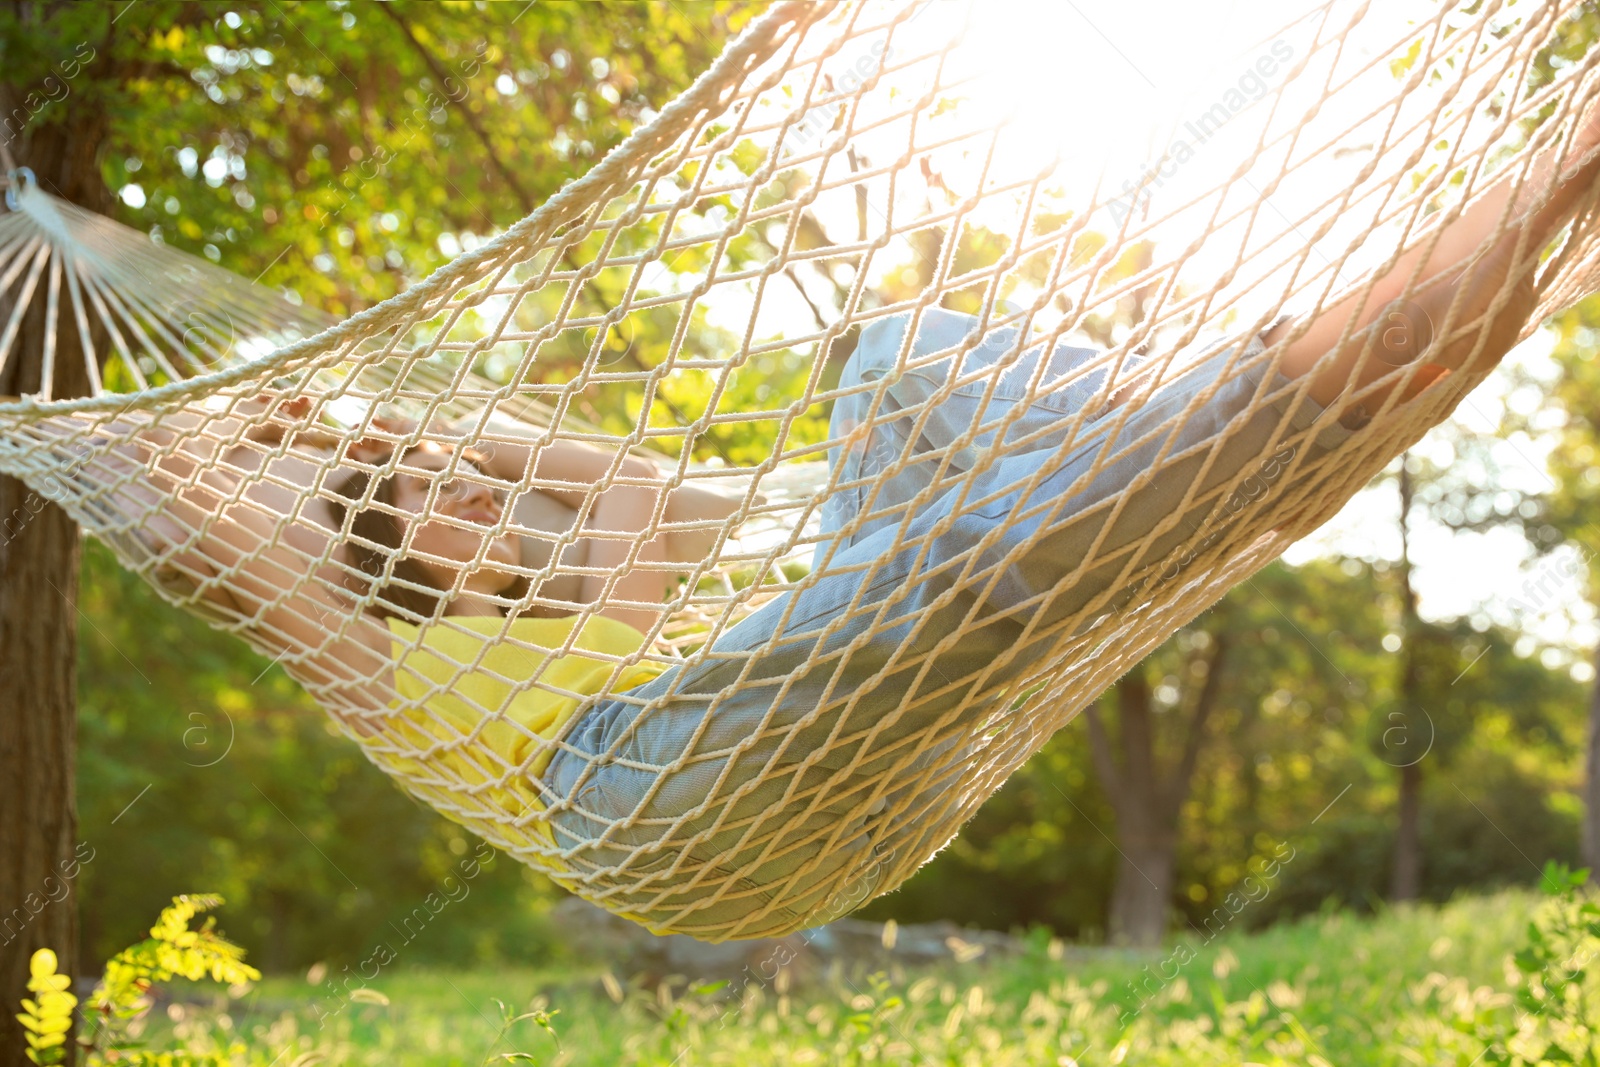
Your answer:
[3,0,1600,939]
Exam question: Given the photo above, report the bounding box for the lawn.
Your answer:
[120,888,1562,1066]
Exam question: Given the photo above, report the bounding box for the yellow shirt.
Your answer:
[361,614,666,860]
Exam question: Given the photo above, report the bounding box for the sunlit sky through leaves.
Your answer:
[981,0,1595,674]
[758,0,1598,673]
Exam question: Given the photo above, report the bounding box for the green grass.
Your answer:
[126,889,1551,1065]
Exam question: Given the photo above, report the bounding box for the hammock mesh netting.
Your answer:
[3,0,1600,939]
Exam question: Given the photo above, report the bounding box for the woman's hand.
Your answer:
[229,392,315,445]
[350,411,464,463]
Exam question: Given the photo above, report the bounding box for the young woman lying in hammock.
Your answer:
[117,407,735,702]
[112,106,1600,933]
[86,406,747,834]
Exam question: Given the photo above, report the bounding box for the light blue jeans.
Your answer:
[544,308,1352,940]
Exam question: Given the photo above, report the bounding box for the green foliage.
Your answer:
[1,0,847,467]
[1470,862,1600,1066]
[87,894,262,1054]
[25,889,1590,1067]
[16,949,74,1066]
[18,895,259,1067]
[485,997,559,1066]
[0,1,764,312]
[75,539,563,972]
[863,556,1586,936]
[1541,295,1600,587]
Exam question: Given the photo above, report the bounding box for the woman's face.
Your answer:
[389,443,520,595]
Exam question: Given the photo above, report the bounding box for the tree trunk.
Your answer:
[0,82,110,1064]
[1389,456,1424,903]
[1390,759,1424,901]
[1583,640,1600,875]
[1089,672,1161,947]
[0,483,84,1049]
[1087,633,1227,948]
[1107,823,1179,949]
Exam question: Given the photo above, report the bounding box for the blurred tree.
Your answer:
[1537,297,1600,876]
[1087,555,1389,946]
[1478,0,1600,882]
[0,13,111,1059]
[1375,452,1515,903]
[1084,628,1228,947]
[1391,457,1426,900]
[863,555,1585,940]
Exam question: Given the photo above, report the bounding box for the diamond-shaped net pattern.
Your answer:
[3,0,1600,938]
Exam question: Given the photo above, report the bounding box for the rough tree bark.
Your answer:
[1085,631,1228,947]
[0,83,111,1064]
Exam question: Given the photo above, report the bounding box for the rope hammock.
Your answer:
[3,0,1600,941]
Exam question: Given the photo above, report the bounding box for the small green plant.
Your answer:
[485,995,560,1065]
[838,971,905,1067]
[14,894,261,1066]
[1472,861,1600,1066]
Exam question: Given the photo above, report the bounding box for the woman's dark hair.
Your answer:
[327,447,520,622]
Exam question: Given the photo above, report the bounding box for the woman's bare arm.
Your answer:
[474,431,683,633]
[1094,96,1600,422]
[1269,97,1600,417]
[383,412,749,527]
[107,416,398,720]
[392,415,659,509]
